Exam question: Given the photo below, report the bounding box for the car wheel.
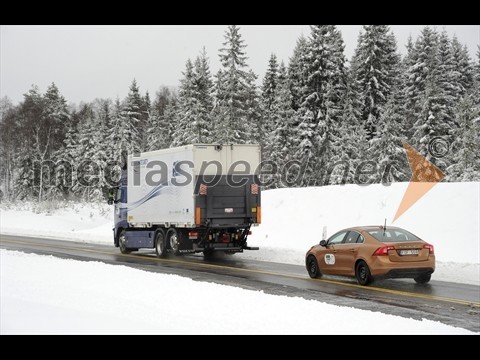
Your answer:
[307,255,321,278]
[414,273,431,284]
[355,260,373,285]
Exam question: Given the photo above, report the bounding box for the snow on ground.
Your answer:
[0,182,479,285]
[0,249,473,335]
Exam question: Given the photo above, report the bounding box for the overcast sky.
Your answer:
[1,25,479,105]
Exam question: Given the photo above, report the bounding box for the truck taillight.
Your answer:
[199,184,208,195]
[373,245,395,256]
[256,206,261,224]
[195,207,201,225]
[251,183,259,195]
[423,244,434,254]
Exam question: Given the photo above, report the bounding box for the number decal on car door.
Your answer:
[325,254,335,265]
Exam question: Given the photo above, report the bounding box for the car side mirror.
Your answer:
[320,240,327,247]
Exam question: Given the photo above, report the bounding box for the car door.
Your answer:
[319,231,348,275]
[335,231,363,276]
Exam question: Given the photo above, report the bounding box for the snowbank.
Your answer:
[0,249,473,335]
[1,182,479,284]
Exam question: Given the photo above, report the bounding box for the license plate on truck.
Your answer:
[225,208,233,213]
[399,249,419,256]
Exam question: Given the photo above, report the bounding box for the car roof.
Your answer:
[345,226,405,232]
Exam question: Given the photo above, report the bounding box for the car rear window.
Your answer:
[368,229,421,242]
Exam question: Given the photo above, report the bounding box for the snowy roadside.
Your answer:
[0,249,474,335]
[1,182,479,285]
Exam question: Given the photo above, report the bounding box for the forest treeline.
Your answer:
[1,25,479,202]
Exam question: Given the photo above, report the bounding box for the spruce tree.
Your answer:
[292,25,346,186]
[288,35,308,111]
[351,25,400,140]
[214,25,260,144]
[447,94,480,181]
[172,59,196,146]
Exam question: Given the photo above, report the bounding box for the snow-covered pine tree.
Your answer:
[172,59,197,147]
[214,25,259,144]
[371,80,410,184]
[244,69,262,144]
[13,86,43,199]
[262,53,279,113]
[261,53,279,141]
[411,28,457,161]
[42,83,70,154]
[146,87,177,150]
[288,35,309,111]
[16,83,71,201]
[266,62,295,188]
[451,36,474,99]
[413,78,452,162]
[137,91,151,151]
[447,94,480,181]
[331,66,366,185]
[292,25,346,186]
[351,25,400,140]
[435,30,457,127]
[476,46,480,80]
[190,48,214,143]
[173,50,214,145]
[404,27,439,143]
[106,92,139,165]
[401,35,417,139]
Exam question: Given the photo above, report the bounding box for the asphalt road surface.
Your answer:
[1,234,479,332]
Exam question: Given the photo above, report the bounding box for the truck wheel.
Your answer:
[118,230,131,254]
[155,230,167,258]
[167,229,181,256]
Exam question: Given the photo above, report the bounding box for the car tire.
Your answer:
[307,256,321,279]
[414,273,431,284]
[356,260,373,285]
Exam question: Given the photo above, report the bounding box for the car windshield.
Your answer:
[368,228,421,242]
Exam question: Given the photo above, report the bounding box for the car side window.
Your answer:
[344,231,360,244]
[356,234,365,244]
[328,231,348,245]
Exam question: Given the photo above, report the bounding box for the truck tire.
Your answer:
[155,230,167,258]
[118,230,132,254]
[167,228,182,256]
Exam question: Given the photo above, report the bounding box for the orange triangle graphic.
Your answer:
[392,143,445,222]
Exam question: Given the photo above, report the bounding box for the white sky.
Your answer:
[1,25,479,105]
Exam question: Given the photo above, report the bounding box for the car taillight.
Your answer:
[423,244,434,254]
[373,245,395,256]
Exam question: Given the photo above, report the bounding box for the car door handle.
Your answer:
[350,249,357,252]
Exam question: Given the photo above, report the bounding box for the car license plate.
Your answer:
[225,208,233,213]
[399,249,419,256]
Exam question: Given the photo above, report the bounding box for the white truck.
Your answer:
[109,144,262,257]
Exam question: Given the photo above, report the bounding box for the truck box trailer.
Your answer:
[109,144,261,257]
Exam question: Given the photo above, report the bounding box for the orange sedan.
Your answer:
[305,226,435,285]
